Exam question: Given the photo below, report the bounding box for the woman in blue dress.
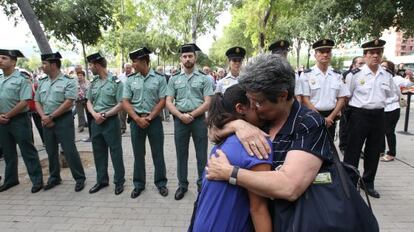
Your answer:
[191,84,272,232]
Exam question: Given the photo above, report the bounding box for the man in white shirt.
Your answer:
[344,39,396,198]
[298,39,349,139]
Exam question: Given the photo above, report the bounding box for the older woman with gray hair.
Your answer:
[206,54,378,231]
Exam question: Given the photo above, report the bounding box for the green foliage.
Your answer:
[16,56,41,72]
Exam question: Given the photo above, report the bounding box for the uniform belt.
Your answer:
[349,106,384,115]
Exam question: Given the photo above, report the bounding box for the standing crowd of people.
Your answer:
[0,37,413,231]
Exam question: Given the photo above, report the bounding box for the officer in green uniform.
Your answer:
[86,52,125,195]
[166,43,214,200]
[123,47,168,198]
[34,52,86,192]
[0,49,43,193]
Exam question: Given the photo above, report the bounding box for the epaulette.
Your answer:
[172,72,180,76]
[64,74,73,79]
[351,68,361,74]
[154,70,164,76]
[112,76,121,83]
[304,69,312,73]
[91,76,99,82]
[332,69,341,74]
[385,68,394,76]
[198,69,207,75]
[128,72,137,77]
[38,75,48,81]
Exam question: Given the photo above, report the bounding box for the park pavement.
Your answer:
[1,105,414,232]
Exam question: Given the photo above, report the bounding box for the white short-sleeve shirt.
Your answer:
[215,74,239,94]
[345,64,395,110]
[299,66,350,111]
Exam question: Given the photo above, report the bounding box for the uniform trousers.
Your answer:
[130,116,167,190]
[174,115,208,189]
[91,115,125,186]
[30,111,44,143]
[43,111,86,184]
[0,112,43,186]
[344,107,385,188]
[382,108,401,157]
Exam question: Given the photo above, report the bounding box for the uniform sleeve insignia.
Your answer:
[351,68,361,74]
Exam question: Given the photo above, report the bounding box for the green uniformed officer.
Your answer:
[86,52,125,195]
[34,52,86,192]
[123,47,168,198]
[0,49,43,193]
[166,43,214,200]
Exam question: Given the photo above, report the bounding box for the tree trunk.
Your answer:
[259,0,275,52]
[16,0,52,54]
[81,41,89,80]
[191,14,197,43]
[296,39,302,69]
[306,46,311,69]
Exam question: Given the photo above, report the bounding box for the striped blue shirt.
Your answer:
[270,100,333,231]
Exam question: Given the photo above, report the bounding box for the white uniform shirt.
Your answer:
[294,73,301,96]
[299,66,350,111]
[385,75,414,112]
[215,74,239,94]
[345,64,395,110]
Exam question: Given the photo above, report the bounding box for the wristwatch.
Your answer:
[229,166,239,185]
[101,112,106,118]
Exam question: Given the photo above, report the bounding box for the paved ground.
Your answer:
[1,104,414,231]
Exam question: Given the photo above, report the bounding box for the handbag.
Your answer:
[289,133,379,232]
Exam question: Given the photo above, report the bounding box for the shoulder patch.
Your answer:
[64,74,73,79]
[128,72,137,77]
[304,69,312,73]
[351,68,361,74]
[332,69,341,74]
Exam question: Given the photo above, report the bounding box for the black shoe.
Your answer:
[130,188,144,199]
[75,181,85,192]
[31,183,43,193]
[89,183,109,194]
[114,185,124,195]
[361,184,380,198]
[158,186,168,197]
[44,181,61,191]
[174,187,187,200]
[0,182,19,192]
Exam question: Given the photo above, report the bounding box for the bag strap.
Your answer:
[325,131,373,209]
